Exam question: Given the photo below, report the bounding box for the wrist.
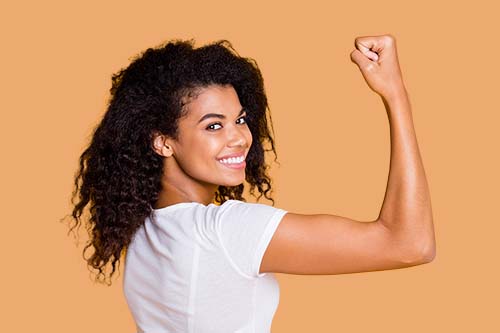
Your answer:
[381,88,413,121]
[382,85,410,107]
[383,83,408,101]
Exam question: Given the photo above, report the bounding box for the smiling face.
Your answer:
[164,84,253,190]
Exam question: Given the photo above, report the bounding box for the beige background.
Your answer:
[1,0,498,332]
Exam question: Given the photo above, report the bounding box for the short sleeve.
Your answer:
[214,200,288,279]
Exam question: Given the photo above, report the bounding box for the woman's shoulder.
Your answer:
[214,199,287,223]
[151,199,285,224]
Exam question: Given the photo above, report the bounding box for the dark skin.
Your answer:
[151,84,253,208]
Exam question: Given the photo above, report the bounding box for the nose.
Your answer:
[227,125,249,148]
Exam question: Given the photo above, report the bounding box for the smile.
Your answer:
[218,155,245,164]
[217,155,246,169]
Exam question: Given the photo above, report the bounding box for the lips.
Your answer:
[217,151,246,170]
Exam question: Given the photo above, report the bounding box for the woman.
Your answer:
[67,34,436,332]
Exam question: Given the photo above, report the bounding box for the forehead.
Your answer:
[181,84,241,120]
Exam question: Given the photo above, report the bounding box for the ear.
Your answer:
[151,132,174,157]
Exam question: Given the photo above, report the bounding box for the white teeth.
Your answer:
[219,156,244,164]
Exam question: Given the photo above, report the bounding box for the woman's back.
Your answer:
[124,200,287,333]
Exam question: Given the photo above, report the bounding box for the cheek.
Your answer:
[184,135,221,168]
[201,136,223,158]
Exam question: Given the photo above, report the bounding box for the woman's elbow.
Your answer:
[415,237,437,264]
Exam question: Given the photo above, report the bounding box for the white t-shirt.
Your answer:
[123,199,288,333]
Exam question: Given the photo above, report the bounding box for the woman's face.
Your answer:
[168,84,253,188]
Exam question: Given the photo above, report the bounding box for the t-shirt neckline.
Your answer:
[152,199,239,213]
[152,202,204,213]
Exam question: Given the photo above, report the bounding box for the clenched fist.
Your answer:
[350,34,406,101]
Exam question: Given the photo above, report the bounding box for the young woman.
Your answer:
[67,34,436,332]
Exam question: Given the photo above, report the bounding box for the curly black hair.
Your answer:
[63,39,279,285]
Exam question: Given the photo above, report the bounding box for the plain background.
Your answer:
[1,0,498,332]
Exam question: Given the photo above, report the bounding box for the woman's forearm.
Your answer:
[377,88,436,262]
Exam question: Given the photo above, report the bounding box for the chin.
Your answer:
[221,180,244,187]
[218,176,245,187]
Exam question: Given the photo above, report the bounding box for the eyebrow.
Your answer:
[197,108,246,124]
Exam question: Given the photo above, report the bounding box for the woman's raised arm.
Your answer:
[260,34,436,275]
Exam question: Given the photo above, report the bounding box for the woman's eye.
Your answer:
[206,123,222,131]
[237,116,247,124]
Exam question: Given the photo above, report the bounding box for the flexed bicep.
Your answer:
[260,212,431,276]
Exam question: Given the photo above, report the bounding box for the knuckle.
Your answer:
[384,34,396,43]
[354,36,365,46]
[349,50,357,61]
[364,62,376,72]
